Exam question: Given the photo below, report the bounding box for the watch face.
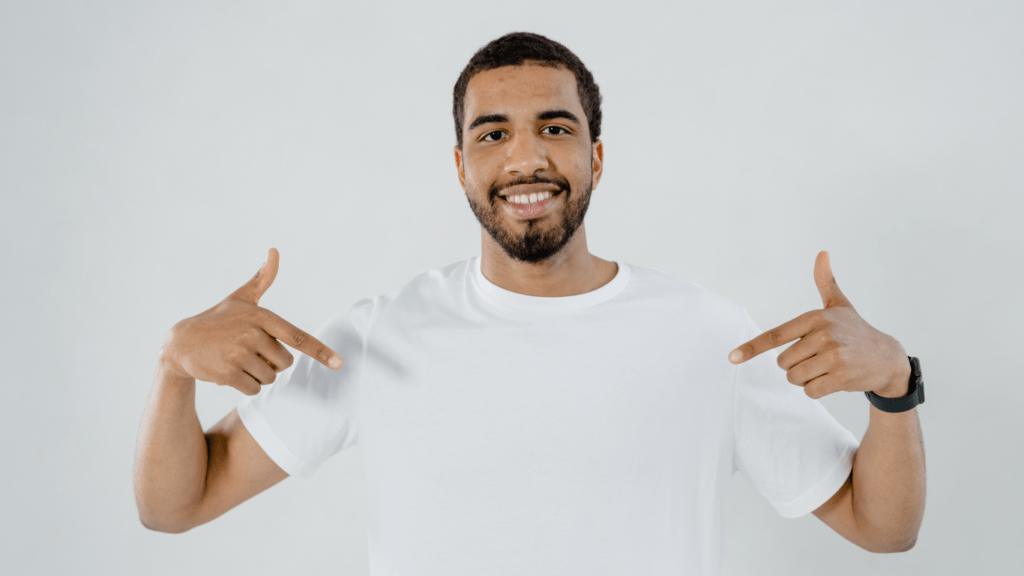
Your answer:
[909,357,924,403]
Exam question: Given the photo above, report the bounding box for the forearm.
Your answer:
[851,368,927,552]
[133,357,209,533]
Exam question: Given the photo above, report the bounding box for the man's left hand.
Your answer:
[728,251,912,400]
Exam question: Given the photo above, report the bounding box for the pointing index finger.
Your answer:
[728,312,815,364]
[257,308,343,370]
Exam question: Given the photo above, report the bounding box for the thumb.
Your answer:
[230,247,280,305]
[813,250,853,309]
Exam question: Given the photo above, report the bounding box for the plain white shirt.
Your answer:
[238,255,860,575]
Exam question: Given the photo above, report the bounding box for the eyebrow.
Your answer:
[467,109,581,132]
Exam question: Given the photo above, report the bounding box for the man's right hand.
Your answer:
[159,247,343,396]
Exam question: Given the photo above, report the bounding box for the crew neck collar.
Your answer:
[471,255,631,312]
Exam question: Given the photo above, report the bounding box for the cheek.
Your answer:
[568,144,592,169]
[463,170,488,195]
[461,155,490,189]
[565,150,592,183]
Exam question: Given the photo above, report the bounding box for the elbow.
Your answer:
[135,492,199,534]
[864,535,917,554]
[140,517,192,534]
[138,511,195,534]
[892,535,918,553]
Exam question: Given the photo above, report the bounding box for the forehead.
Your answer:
[464,63,582,123]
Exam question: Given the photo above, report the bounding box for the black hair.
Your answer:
[453,32,603,148]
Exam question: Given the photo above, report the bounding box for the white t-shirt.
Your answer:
[238,255,860,576]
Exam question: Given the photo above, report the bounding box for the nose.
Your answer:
[503,131,549,176]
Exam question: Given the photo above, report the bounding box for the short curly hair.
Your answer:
[453,32,603,149]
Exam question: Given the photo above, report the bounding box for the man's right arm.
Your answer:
[133,248,343,533]
[134,360,288,533]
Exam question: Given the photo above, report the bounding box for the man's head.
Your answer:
[453,32,604,264]
[453,32,603,150]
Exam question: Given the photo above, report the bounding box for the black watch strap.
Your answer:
[864,356,924,413]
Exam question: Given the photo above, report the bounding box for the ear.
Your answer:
[591,139,603,190]
[454,145,466,191]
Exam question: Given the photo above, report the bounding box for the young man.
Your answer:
[135,32,925,574]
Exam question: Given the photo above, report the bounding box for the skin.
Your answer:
[454,62,619,297]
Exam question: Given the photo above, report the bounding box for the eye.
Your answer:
[543,126,571,135]
[481,130,505,142]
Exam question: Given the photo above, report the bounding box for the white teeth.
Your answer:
[508,191,552,205]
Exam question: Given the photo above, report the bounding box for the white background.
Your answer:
[1,1,1021,574]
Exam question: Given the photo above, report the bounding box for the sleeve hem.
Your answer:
[237,396,320,479]
[772,441,859,519]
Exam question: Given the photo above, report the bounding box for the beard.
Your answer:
[464,171,593,264]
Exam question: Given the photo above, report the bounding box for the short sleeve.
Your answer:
[237,297,377,479]
[732,308,861,518]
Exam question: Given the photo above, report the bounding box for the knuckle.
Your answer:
[765,330,781,345]
[291,331,308,348]
[216,358,234,377]
[235,334,254,350]
[227,347,245,364]
[237,327,256,344]
[834,347,847,364]
[249,307,269,323]
[832,354,846,371]
[265,371,277,384]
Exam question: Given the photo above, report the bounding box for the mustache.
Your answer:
[490,175,571,198]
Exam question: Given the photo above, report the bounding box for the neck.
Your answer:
[479,223,618,297]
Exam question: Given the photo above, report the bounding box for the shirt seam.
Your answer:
[472,259,632,314]
[732,307,749,473]
[355,296,380,447]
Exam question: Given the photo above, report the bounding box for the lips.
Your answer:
[502,190,560,218]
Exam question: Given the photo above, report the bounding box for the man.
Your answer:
[134,32,925,574]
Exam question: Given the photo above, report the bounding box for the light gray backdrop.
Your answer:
[1,1,1021,574]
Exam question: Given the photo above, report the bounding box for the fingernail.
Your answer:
[729,350,743,363]
[329,356,343,370]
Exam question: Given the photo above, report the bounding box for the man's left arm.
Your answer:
[729,250,926,552]
[850,356,926,552]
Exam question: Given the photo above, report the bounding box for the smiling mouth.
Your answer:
[499,189,563,219]
[498,189,563,205]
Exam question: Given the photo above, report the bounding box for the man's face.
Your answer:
[455,63,603,264]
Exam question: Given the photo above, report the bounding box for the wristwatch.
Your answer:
[864,356,925,413]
